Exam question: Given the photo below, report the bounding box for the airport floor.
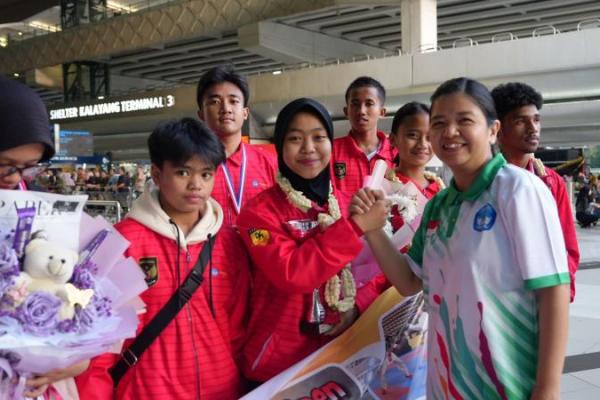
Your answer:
[561,226,600,399]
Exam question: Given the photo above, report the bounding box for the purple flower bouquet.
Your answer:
[0,190,147,398]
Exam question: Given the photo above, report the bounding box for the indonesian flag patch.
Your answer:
[139,257,159,287]
[248,228,270,246]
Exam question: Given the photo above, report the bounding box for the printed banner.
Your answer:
[243,288,427,400]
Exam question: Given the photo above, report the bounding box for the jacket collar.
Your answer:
[127,187,223,250]
[445,153,506,206]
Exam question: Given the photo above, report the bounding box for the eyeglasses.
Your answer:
[0,163,49,179]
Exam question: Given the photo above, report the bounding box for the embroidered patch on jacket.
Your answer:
[248,228,270,246]
[139,257,159,287]
[473,203,497,232]
[334,162,346,179]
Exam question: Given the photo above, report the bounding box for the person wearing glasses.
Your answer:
[0,76,54,190]
[0,76,92,398]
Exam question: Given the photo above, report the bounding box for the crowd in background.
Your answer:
[575,171,600,227]
[28,164,150,204]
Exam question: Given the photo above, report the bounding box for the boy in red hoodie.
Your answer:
[76,118,251,399]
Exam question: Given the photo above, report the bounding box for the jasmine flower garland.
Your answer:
[276,173,356,313]
[384,170,445,236]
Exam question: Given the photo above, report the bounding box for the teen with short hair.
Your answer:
[354,78,570,399]
[76,118,251,399]
[196,66,277,227]
[491,81,579,301]
[332,76,396,193]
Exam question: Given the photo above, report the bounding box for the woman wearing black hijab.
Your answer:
[0,78,91,397]
[0,76,55,190]
[236,98,385,383]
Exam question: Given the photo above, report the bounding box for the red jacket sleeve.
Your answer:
[237,206,363,294]
[74,352,119,400]
[547,173,579,301]
[355,273,391,314]
[224,232,252,357]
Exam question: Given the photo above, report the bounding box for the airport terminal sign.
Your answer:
[49,95,175,121]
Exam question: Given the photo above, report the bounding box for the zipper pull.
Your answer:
[186,251,191,263]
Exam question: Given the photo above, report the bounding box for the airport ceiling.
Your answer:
[2,0,600,105]
[105,0,600,85]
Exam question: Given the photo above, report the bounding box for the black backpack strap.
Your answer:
[110,234,216,386]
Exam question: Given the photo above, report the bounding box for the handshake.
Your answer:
[349,188,391,234]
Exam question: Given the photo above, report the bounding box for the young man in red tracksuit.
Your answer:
[492,82,579,301]
[197,66,277,227]
[332,76,396,194]
[76,119,251,399]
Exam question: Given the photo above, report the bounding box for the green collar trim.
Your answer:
[445,153,506,206]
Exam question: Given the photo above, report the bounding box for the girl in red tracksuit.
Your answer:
[236,98,385,383]
[357,102,445,311]
[76,119,251,399]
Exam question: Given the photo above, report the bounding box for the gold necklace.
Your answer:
[276,173,356,312]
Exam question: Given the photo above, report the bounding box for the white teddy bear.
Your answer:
[16,233,94,320]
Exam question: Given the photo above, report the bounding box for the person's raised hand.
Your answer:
[350,188,385,215]
[351,190,390,233]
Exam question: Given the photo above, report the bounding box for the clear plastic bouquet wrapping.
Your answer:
[0,190,147,399]
[352,160,430,288]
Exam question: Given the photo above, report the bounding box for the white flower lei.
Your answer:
[276,173,356,312]
[423,170,446,190]
[383,170,445,236]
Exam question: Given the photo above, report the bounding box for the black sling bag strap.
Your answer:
[110,234,216,386]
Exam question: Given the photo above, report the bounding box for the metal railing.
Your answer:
[452,37,478,48]
[491,32,518,43]
[578,18,600,31]
[84,200,122,224]
[532,25,561,37]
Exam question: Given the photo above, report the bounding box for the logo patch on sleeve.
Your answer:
[139,257,159,287]
[334,162,346,179]
[248,228,270,246]
[473,203,496,232]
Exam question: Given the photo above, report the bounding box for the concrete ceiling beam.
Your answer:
[297,7,395,30]
[108,36,239,65]
[438,7,600,42]
[0,0,366,74]
[439,0,598,27]
[115,44,244,74]
[155,55,269,79]
[238,20,387,65]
